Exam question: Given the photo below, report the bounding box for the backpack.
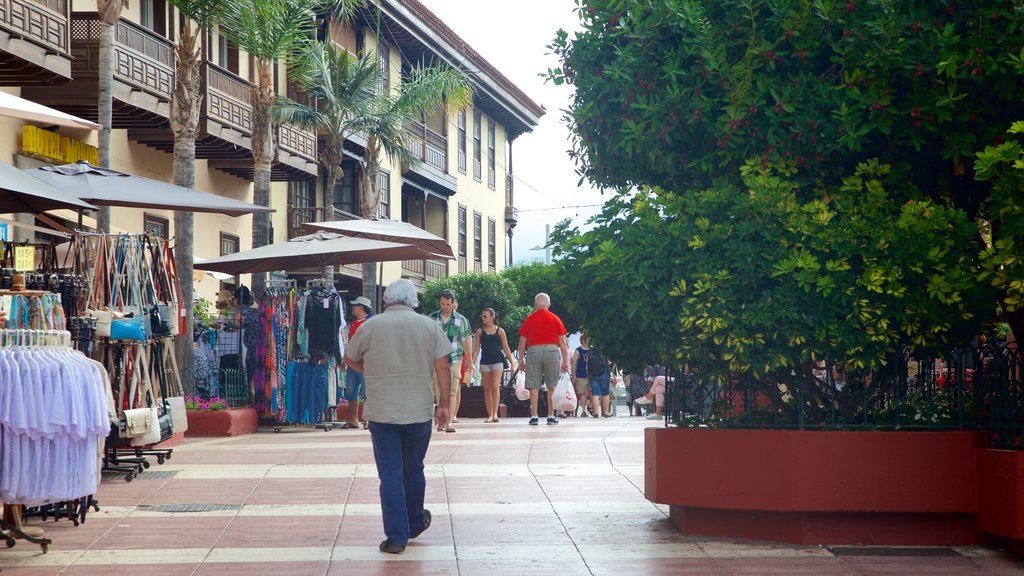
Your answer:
[587,349,608,376]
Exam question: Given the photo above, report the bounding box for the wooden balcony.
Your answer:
[129,61,317,181]
[22,13,171,120]
[0,0,71,85]
[401,258,448,287]
[406,120,447,172]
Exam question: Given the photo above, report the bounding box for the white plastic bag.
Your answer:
[552,373,577,412]
[515,371,529,401]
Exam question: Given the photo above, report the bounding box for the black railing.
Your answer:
[663,343,1024,449]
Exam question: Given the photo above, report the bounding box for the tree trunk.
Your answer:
[250,61,276,295]
[171,20,203,396]
[358,138,381,307]
[320,148,343,280]
[95,0,121,233]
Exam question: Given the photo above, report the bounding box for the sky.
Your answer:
[417,0,606,265]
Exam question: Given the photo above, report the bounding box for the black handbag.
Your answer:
[157,400,174,442]
[150,304,173,337]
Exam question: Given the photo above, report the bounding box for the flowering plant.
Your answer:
[184,395,227,411]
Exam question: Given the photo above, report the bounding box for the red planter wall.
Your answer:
[977,449,1024,539]
[184,408,258,437]
[646,428,989,545]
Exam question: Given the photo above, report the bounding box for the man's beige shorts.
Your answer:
[433,359,461,402]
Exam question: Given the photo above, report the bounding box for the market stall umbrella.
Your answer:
[192,231,450,276]
[0,159,97,213]
[0,91,101,130]
[304,218,454,259]
[23,161,274,217]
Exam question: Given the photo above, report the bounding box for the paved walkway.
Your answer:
[3,416,1024,575]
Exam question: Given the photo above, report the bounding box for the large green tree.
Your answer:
[548,0,1024,212]
[554,162,992,403]
[545,0,1024,362]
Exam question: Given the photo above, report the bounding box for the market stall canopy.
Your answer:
[304,218,454,259]
[0,91,101,130]
[193,231,450,276]
[194,256,232,281]
[23,161,274,217]
[0,159,97,213]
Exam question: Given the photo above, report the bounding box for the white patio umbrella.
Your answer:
[304,218,454,259]
[0,90,100,130]
[193,231,450,276]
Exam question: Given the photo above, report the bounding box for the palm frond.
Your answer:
[218,0,320,61]
[166,0,226,29]
[324,0,364,23]
[396,64,472,114]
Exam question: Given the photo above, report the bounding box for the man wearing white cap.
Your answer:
[341,296,374,429]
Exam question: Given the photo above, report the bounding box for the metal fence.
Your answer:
[664,343,1024,449]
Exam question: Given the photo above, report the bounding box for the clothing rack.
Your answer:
[304,279,334,289]
[0,328,71,347]
[267,278,297,290]
[0,327,105,554]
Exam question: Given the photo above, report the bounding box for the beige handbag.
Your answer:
[131,346,162,447]
[122,407,154,438]
[89,308,112,338]
[161,339,188,433]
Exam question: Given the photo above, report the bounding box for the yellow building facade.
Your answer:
[0,0,541,304]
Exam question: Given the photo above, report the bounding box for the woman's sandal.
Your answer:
[339,422,359,429]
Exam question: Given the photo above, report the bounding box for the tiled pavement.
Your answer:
[3,416,1024,575]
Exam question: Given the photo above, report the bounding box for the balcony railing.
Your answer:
[288,206,327,240]
[287,205,359,239]
[401,258,448,281]
[204,62,253,135]
[406,120,447,172]
[66,13,173,106]
[4,0,69,56]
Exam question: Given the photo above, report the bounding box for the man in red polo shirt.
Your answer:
[516,293,570,425]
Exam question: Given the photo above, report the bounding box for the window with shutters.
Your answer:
[458,109,467,174]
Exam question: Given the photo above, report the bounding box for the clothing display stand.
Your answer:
[0,328,108,553]
[261,278,346,432]
[62,234,183,479]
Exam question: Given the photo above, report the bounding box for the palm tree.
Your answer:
[275,40,380,279]
[95,0,125,232]
[216,0,331,294]
[166,0,225,394]
[354,63,470,304]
